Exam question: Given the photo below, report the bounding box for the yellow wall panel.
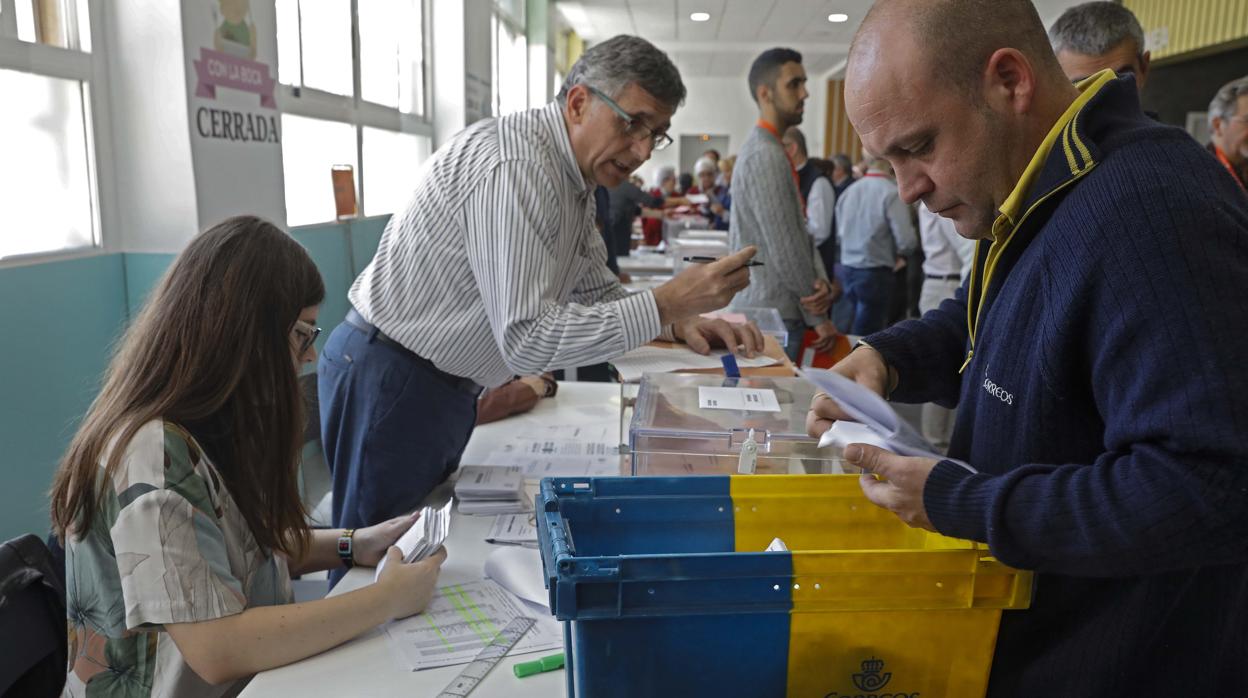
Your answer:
[1126,0,1248,60]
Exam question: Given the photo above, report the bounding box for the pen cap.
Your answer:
[514,653,565,677]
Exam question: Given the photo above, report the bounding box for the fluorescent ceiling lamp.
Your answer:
[828,13,849,22]
[690,12,711,22]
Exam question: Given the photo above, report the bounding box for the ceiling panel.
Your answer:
[717,0,776,41]
[588,6,636,36]
[570,0,1092,82]
[627,0,676,40]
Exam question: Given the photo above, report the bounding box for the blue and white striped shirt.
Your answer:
[348,102,667,387]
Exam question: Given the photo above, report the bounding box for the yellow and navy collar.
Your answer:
[992,70,1115,237]
[962,69,1117,372]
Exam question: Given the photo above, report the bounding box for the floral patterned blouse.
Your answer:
[63,420,292,697]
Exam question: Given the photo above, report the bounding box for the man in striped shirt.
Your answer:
[317,36,762,576]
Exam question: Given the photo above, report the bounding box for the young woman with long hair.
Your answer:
[50,216,446,696]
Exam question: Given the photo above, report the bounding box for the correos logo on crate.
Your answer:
[824,657,921,698]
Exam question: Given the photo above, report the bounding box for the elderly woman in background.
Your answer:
[689,156,730,231]
[641,165,684,246]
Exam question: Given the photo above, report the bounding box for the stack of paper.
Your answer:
[374,500,452,581]
[799,368,975,472]
[454,465,528,515]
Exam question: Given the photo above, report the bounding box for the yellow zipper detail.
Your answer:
[959,163,1098,375]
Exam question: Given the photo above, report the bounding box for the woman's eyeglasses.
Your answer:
[293,320,321,355]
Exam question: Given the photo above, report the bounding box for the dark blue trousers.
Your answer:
[842,265,894,336]
[317,321,477,585]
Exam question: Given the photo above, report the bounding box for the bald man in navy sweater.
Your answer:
[808,1,1248,696]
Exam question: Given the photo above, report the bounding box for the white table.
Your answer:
[240,382,622,698]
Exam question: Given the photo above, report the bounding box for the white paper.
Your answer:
[611,345,780,382]
[473,437,622,477]
[697,386,782,412]
[457,498,530,515]
[486,513,539,547]
[454,465,524,500]
[800,368,975,472]
[524,424,613,442]
[484,546,549,610]
[684,193,709,204]
[374,500,453,582]
[509,438,616,457]
[383,580,562,671]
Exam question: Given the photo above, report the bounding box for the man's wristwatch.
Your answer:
[337,529,356,569]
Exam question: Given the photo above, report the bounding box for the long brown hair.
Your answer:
[50,216,325,557]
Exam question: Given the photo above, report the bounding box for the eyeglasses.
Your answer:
[292,320,321,355]
[586,85,673,151]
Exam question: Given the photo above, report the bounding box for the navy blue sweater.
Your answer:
[866,75,1248,697]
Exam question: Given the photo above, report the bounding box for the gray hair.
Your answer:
[831,153,854,174]
[694,157,717,175]
[782,126,809,158]
[653,165,677,188]
[1048,2,1146,57]
[1209,76,1248,129]
[557,35,686,110]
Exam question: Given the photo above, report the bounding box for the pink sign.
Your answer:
[193,48,276,109]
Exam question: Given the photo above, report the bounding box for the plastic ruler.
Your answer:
[436,616,536,697]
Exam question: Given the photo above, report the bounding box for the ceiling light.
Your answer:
[690,12,711,22]
[828,13,849,22]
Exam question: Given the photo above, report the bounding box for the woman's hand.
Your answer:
[376,546,449,620]
[352,512,419,567]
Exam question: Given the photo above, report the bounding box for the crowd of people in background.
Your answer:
[595,0,1248,391]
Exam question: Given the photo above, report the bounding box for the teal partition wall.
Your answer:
[349,215,388,276]
[291,223,356,349]
[122,252,178,317]
[0,216,390,540]
[0,254,129,540]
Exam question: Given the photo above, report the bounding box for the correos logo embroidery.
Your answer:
[981,365,1014,406]
[824,658,920,698]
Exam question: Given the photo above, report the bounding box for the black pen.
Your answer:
[682,256,765,267]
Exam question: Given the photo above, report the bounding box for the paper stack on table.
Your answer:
[454,465,529,515]
[374,499,452,581]
[799,367,975,473]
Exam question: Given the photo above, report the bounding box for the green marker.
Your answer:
[514,652,565,678]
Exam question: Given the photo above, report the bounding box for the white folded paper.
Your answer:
[799,367,975,473]
[374,499,453,582]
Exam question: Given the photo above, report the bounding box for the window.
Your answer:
[492,0,528,117]
[276,0,431,226]
[0,0,101,261]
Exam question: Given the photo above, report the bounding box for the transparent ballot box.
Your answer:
[628,373,844,475]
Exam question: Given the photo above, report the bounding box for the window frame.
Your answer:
[0,0,116,267]
[490,0,528,118]
[277,0,433,221]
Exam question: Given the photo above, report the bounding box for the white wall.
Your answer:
[635,72,828,186]
[106,0,200,253]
